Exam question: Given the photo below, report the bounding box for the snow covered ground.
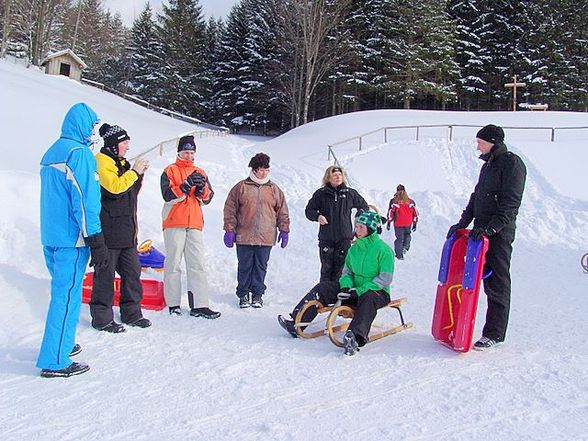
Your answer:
[1,59,588,441]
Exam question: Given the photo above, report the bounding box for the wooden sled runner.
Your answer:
[294,296,413,347]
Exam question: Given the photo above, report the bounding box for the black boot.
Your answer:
[69,344,82,357]
[277,315,298,338]
[239,294,250,309]
[190,307,221,319]
[169,306,182,316]
[124,317,152,328]
[40,362,90,378]
[95,321,126,333]
[343,330,359,356]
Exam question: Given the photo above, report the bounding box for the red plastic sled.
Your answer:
[431,229,489,352]
[82,272,166,311]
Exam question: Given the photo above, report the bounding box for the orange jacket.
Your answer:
[160,157,214,230]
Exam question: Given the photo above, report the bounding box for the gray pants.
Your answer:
[394,226,412,258]
[163,228,209,308]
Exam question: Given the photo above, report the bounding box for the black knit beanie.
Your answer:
[99,123,130,156]
[177,135,196,152]
[476,124,504,144]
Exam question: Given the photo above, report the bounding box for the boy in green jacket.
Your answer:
[278,210,395,355]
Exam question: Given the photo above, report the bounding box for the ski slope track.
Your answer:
[1,59,587,441]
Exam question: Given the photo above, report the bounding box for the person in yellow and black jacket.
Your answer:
[160,135,220,319]
[91,123,152,333]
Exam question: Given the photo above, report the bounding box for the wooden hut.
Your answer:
[40,49,87,81]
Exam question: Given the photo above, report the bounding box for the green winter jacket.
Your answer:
[339,233,395,296]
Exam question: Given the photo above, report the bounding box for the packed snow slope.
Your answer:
[1,59,588,441]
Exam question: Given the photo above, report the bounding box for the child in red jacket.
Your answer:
[386,184,418,260]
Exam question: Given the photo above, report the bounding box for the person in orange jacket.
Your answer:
[160,135,220,319]
[386,184,418,260]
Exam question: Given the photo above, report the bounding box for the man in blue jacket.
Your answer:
[37,103,109,378]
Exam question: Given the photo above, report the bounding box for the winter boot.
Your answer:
[277,315,298,338]
[69,344,82,357]
[239,294,251,309]
[40,362,90,378]
[124,317,152,328]
[95,320,126,333]
[251,295,263,308]
[343,330,359,356]
[169,306,182,315]
[190,307,221,319]
[473,336,502,350]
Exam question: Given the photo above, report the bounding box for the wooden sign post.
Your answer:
[504,75,526,112]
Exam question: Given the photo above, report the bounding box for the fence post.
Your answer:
[449,125,453,141]
[384,128,387,143]
[551,128,555,142]
[328,145,332,161]
[416,127,420,141]
[359,136,362,151]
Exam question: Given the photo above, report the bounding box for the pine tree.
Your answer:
[447,0,491,109]
[157,0,208,117]
[209,1,249,128]
[383,0,459,109]
[128,2,165,105]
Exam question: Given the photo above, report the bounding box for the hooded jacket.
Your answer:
[305,184,369,243]
[40,103,102,247]
[458,142,527,235]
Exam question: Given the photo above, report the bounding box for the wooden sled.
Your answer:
[294,297,413,348]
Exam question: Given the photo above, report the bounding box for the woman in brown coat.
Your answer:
[223,153,290,308]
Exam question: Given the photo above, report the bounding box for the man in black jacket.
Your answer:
[305,165,369,282]
[90,123,152,332]
[447,124,526,350]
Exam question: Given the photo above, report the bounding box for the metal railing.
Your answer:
[80,77,228,130]
[327,123,588,162]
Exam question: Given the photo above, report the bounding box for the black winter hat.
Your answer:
[476,124,504,144]
[396,184,405,192]
[248,153,270,169]
[177,135,196,152]
[99,123,130,149]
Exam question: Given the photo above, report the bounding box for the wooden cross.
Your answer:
[504,75,527,112]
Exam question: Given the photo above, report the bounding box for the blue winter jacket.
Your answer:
[40,103,102,247]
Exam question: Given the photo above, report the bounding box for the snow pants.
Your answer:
[163,228,209,308]
[318,239,351,282]
[393,226,412,258]
[290,281,390,346]
[235,244,272,299]
[482,230,515,342]
[90,247,143,328]
[37,246,89,370]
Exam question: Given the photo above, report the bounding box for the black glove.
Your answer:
[179,180,193,194]
[469,226,496,241]
[386,222,391,231]
[446,223,467,239]
[192,173,207,195]
[411,224,417,232]
[190,172,206,189]
[85,233,110,270]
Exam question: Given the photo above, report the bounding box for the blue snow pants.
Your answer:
[37,246,89,370]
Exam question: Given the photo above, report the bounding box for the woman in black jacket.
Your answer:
[90,123,151,333]
[305,165,369,282]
